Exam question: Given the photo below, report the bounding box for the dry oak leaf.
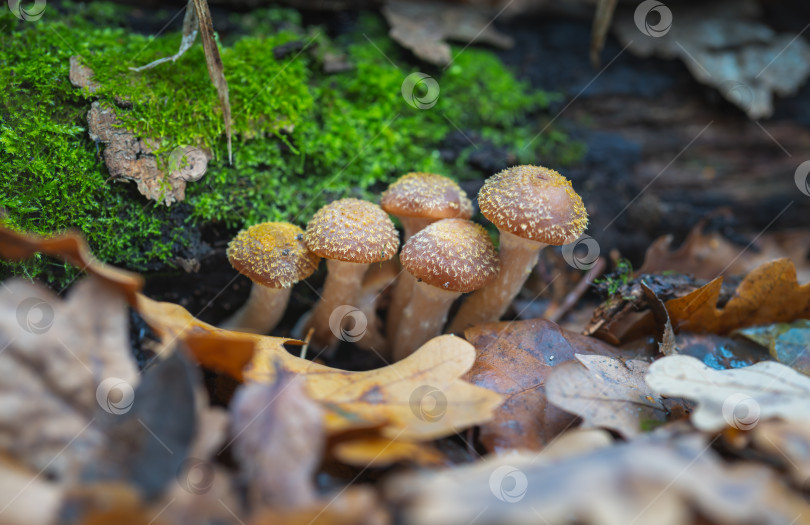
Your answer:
[663,258,810,335]
[0,225,143,304]
[388,433,810,525]
[247,333,504,440]
[646,355,810,432]
[546,355,667,438]
[638,221,810,284]
[0,277,139,479]
[330,434,444,468]
[465,319,647,452]
[135,295,502,441]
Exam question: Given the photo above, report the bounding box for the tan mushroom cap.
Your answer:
[228,222,321,288]
[304,198,399,264]
[380,172,473,220]
[400,218,499,293]
[478,165,588,245]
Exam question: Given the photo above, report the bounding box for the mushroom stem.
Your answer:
[447,231,546,334]
[306,259,369,350]
[392,281,460,361]
[398,217,434,240]
[222,285,291,334]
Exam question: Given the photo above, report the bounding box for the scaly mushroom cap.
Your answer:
[478,165,588,245]
[227,222,320,288]
[400,218,499,293]
[380,172,473,220]
[305,198,399,264]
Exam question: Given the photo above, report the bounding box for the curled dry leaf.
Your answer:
[646,355,810,432]
[231,367,324,510]
[388,433,810,525]
[546,355,667,438]
[0,277,138,478]
[135,295,501,442]
[654,258,810,335]
[0,225,143,304]
[464,319,647,451]
[247,334,503,441]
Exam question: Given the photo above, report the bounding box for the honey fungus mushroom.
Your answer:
[224,222,320,334]
[392,219,499,361]
[447,165,588,333]
[303,198,399,350]
[380,173,473,346]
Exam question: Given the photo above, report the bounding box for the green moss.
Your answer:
[1,4,584,285]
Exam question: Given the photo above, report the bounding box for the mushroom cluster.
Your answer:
[221,166,587,361]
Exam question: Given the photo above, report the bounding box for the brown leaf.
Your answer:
[389,433,810,525]
[136,295,501,443]
[0,225,142,304]
[231,366,323,510]
[546,355,667,438]
[464,319,646,451]
[665,258,810,334]
[247,334,503,441]
[0,277,138,478]
[381,2,513,66]
[638,221,810,283]
[331,435,444,468]
[248,486,388,525]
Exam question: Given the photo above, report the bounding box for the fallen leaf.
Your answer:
[0,225,143,304]
[248,334,503,441]
[752,419,810,487]
[546,355,667,438]
[0,277,138,478]
[663,259,810,334]
[464,319,646,451]
[331,435,444,468]
[381,2,513,66]
[737,320,810,375]
[646,355,810,432]
[231,366,323,510]
[638,222,810,284]
[248,486,388,525]
[613,0,810,119]
[388,433,810,525]
[136,295,501,442]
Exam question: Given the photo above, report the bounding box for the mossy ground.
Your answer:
[1,2,584,286]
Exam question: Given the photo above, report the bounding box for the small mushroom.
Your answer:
[224,222,320,334]
[392,218,499,361]
[380,172,473,345]
[447,165,587,333]
[303,198,399,350]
